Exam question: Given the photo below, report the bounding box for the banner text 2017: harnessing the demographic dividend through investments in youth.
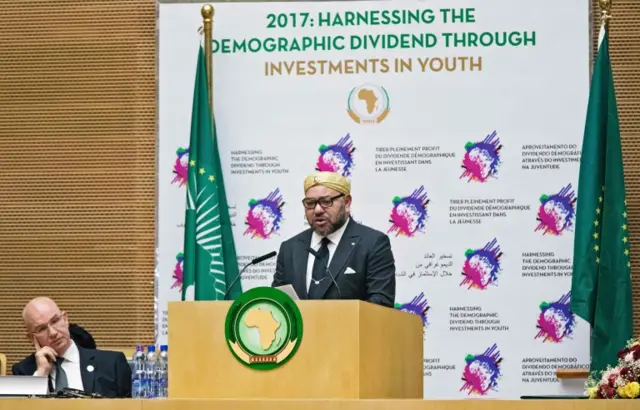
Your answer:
[212,8,537,76]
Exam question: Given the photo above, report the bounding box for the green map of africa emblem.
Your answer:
[225,286,303,370]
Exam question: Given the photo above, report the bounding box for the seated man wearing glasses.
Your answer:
[272,171,395,307]
[11,297,131,398]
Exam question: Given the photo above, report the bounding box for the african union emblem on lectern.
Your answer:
[224,287,303,370]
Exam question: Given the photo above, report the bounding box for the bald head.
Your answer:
[23,297,59,324]
[23,297,71,355]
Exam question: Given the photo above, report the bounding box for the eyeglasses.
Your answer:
[32,312,67,336]
[302,194,344,210]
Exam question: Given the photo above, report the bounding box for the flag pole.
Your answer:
[201,4,214,117]
[599,0,611,27]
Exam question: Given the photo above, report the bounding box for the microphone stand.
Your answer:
[224,251,277,299]
[224,262,253,300]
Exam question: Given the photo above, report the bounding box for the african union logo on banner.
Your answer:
[460,130,502,183]
[347,83,390,125]
[460,238,503,290]
[535,291,576,343]
[535,183,577,236]
[225,287,303,370]
[244,189,285,239]
[388,186,429,237]
[171,147,189,187]
[316,133,356,177]
[460,343,503,396]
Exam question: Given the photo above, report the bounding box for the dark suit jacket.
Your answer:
[272,218,396,307]
[11,346,132,398]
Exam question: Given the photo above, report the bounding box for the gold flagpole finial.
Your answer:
[201,4,214,115]
[201,4,214,20]
[599,0,612,25]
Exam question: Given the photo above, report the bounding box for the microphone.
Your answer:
[250,251,276,265]
[224,251,277,299]
[307,247,342,298]
[57,388,103,398]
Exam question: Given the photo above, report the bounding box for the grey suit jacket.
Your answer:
[272,218,396,307]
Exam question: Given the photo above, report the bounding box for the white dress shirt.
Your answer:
[35,340,84,391]
[306,218,350,291]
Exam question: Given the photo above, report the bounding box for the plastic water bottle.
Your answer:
[145,345,157,398]
[131,345,146,398]
[156,345,168,398]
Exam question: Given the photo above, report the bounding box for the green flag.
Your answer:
[181,45,242,301]
[570,24,633,375]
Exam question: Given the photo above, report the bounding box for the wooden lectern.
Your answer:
[168,300,423,399]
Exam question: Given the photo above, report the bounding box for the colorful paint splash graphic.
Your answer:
[394,292,430,328]
[171,252,184,291]
[460,238,503,290]
[460,344,503,396]
[316,133,356,177]
[172,147,189,187]
[460,130,502,183]
[535,184,577,236]
[535,292,577,343]
[388,186,429,237]
[244,188,285,239]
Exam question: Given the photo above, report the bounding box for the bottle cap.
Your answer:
[148,345,156,352]
[160,345,168,351]
[136,345,143,351]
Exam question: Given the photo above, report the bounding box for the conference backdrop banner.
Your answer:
[158,0,591,399]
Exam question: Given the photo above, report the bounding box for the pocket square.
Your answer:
[344,267,356,274]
